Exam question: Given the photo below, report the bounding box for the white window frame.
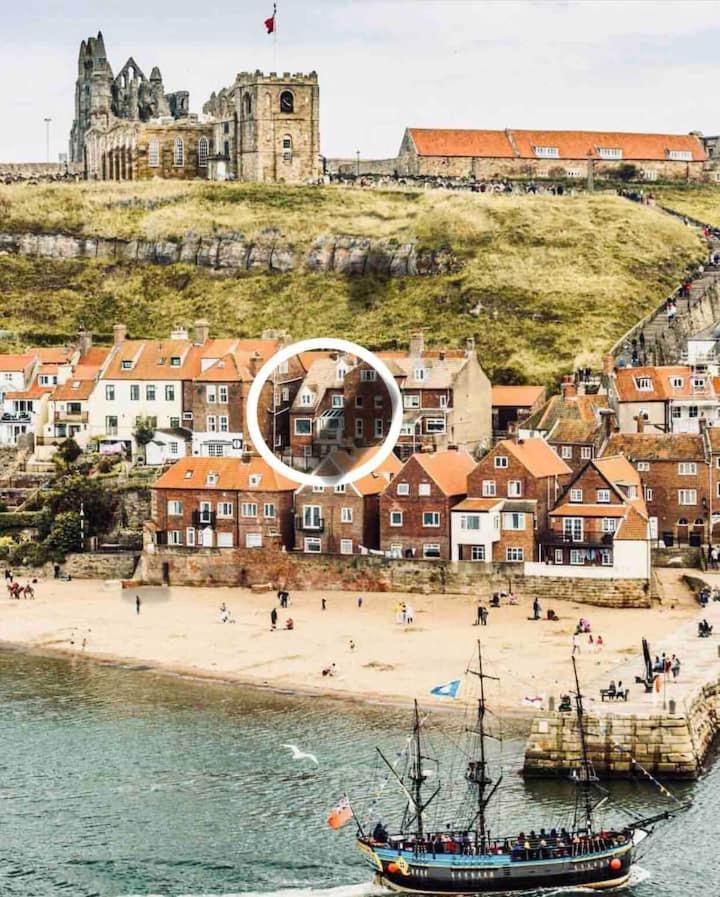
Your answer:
[502,512,525,531]
[340,539,353,555]
[246,532,262,549]
[637,461,650,471]
[167,500,183,516]
[186,526,195,547]
[470,545,486,562]
[580,446,592,460]
[418,483,431,497]
[423,543,441,559]
[396,482,409,496]
[217,501,234,518]
[264,503,276,518]
[341,507,353,523]
[679,462,697,475]
[505,547,524,562]
[507,480,522,498]
[390,510,403,527]
[678,489,697,505]
[240,502,257,517]
[294,418,312,435]
[596,489,611,503]
[304,537,322,553]
[570,488,583,503]
[482,480,496,497]
[423,511,440,528]
[494,456,508,469]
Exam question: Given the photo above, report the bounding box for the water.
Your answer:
[0,648,716,897]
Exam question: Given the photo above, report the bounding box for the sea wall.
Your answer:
[137,545,651,607]
[523,677,720,780]
[0,230,464,277]
[49,551,139,580]
[0,162,81,182]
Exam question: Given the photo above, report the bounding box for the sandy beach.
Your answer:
[0,568,712,718]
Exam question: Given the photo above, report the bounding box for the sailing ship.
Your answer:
[350,644,678,894]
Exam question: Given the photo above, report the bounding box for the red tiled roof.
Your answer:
[452,498,503,512]
[153,456,296,492]
[613,366,710,402]
[408,128,515,158]
[552,503,628,517]
[0,354,35,372]
[604,433,705,462]
[51,379,96,401]
[501,438,572,478]
[414,449,476,496]
[491,385,546,408]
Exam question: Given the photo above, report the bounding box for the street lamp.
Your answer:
[44,117,52,163]
[356,149,360,178]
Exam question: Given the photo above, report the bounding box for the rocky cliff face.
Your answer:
[0,231,464,277]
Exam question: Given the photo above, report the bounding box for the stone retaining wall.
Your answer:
[0,162,81,182]
[523,676,720,780]
[0,230,463,277]
[137,546,651,607]
[53,552,139,580]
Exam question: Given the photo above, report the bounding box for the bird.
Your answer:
[281,743,319,765]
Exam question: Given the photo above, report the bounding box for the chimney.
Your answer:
[635,414,645,434]
[194,319,210,344]
[113,323,127,346]
[465,336,476,356]
[77,328,93,357]
[409,331,425,357]
[438,349,446,362]
[248,351,262,377]
[561,375,577,401]
[602,354,615,377]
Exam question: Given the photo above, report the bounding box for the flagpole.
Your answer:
[274,3,278,71]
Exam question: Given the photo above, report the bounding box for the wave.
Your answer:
[117,882,389,897]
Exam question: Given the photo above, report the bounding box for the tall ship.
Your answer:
[341,644,680,894]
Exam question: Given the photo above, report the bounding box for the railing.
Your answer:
[295,515,325,533]
[54,411,88,423]
[538,529,614,546]
[191,510,217,527]
[0,413,31,422]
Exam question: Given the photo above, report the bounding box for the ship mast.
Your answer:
[466,641,501,847]
[571,655,596,834]
[410,699,425,835]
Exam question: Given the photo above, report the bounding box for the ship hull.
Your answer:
[358,840,635,895]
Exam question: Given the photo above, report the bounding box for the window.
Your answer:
[174,137,185,166]
[198,136,209,168]
[596,489,611,503]
[600,549,612,566]
[186,527,196,547]
[263,503,276,518]
[300,391,313,406]
[507,480,522,497]
[333,484,346,494]
[354,396,364,409]
[355,419,364,438]
[219,416,229,433]
[281,387,290,403]
[207,386,217,403]
[506,547,524,562]
[494,456,508,469]
[165,385,175,401]
[482,480,496,497]
[248,473,261,487]
[170,356,181,367]
[374,418,384,438]
[105,384,115,401]
[294,418,312,435]
[105,415,118,435]
[637,461,650,471]
[533,146,559,158]
[169,530,183,546]
[418,483,431,497]
[426,418,446,434]
[470,545,486,561]
[679,489,697,505]
[167,500,183,516]
[670,376,684,389]
[218,385,228,403]
[331,395,343,408]
[280,90,294,113]
[241,502,257,517]
[404,395,420,409]
[374,395,383,408]
[304,537,322,553]
[148,139,160,168]
[668,149,692,161]
[423,543,441,559]
[246,532,263,549]
[602,517,618,533]
[198,501,212,523]
[597,147,623,160]
[146,384,156,401]
[423,511,440,527]
[635,376,653,391]
[207,443,224,457]
[218,532,234,548]
[207,415,217,432]
[570,488,583,503]
[312,485,324,493]
[580,446,592,460]
[121,360,133,370]
[563,517,583,542]
[397,483,409,496]
[169,442,179,455]
[502,512,525,530]
[689,405,699,419]
[206,472,218,485]
[413,367,427,382]
[217,502,233,518]
[439,395,448,409]
[693,377,706,389]
[460,514,481,530]
[341,507,353,523]
[570,549,583,565]
[645,486,653,500]
[340,539,353,555]
[679,462,697,475]
[554,548,563,564]
[130,384,140,401]
[360,369,377,382]
[561,445,572,459]
[390,510,403,527]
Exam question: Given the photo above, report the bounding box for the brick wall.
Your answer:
[294,488,366,554]
[637,458,709,543]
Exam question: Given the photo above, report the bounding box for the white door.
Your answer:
[649,517,658,541]
[201,527,214,547]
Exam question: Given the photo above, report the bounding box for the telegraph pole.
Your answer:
[44,117,52,163]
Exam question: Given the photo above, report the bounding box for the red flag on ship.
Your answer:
[327,795,353,830]
[264,4,277,33]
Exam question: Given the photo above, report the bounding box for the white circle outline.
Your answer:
[246,337,404,488]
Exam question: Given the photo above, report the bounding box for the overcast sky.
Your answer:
[2,0,720,162]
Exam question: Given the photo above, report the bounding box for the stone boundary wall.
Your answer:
[0,231,463,278]
[137,546,651,607]
[325,158,399,177]
[523,676,720,779]
[49,551,139,580]
[1,162,81,182]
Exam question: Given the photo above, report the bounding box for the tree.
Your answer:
[133,416,156,461]
[42,475,115,537]
[45,511,82,555]
[56,437,82,465]
[611,163,640,183]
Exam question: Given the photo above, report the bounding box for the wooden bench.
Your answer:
[600,688,629,702]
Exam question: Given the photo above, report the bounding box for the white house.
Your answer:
[450,498,502,562]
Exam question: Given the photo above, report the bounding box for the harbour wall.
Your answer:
[523,678,720,780]
[137,545,651,607]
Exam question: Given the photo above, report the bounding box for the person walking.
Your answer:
[321,597,327,611]
[270,607,278,631]
[532,597,541,620]
[475,600,483,626]
[480,605,488,626]
[135,594,141,615]
[357,596,363,609]
[571,633,580,656]
[671,655,681,679]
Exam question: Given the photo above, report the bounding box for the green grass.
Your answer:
[0,182,706,384]
[652,184,720,227]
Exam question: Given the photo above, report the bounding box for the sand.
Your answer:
[0,567,714,718]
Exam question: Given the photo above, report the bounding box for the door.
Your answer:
[649,517,658,541]
[201,527,214,547]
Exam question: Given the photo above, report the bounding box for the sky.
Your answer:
[3,0,720,163]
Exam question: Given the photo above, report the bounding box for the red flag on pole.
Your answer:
[264,3,277,34]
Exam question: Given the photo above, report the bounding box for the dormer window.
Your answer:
[667,149,692,161]
[692,377,706,389]
[249,474,262,487]
[170,356,181,367]
[336,364,348,381]
[634,376,652,391]
[184,470,193,479]
[570,489,583,503]
[494,456,508,469]
[533,146,559,158]
[300,391,313,406]
[413,367,427,381]
[597,147,622,160]
[360,369,377,382]
[121,360,133,370]
[72,381,80,389]
[670,376,684,389]
[206,473,218,485]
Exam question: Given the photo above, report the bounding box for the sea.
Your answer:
[0,647,716,897]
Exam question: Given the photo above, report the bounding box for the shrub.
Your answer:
[45,511,82,555]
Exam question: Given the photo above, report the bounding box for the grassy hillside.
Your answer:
[0,182,705,384]
[653,184,720,227]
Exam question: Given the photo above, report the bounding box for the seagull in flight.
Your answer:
[282,743,319,765]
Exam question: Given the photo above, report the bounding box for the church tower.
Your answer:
[69,31,114,163]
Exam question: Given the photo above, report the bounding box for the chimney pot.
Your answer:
[602,354,615,377]
[194,319,210,344]
[113,323,127,347]
[409,332,425,357]
[561,376,578,401]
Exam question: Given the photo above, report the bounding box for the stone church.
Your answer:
[70,32,320,184]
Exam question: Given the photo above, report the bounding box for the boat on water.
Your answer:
[343,644,680,894]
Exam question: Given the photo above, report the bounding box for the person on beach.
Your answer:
[321,597,327,611]
[270,607,278,630]
[571,633,580,655]
[53,563,61,579]
[135,595,141,615]
[349,640,355,651]
[357,596,363,609]
[671,655,681,679]
[475,601,483,625]
[285,618,295,630]
[405,603,414,624]
[532,597,541,620]
[479,605,488,626]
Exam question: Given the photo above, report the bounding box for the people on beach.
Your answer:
[321,597,327,611]
[322,663,337,677]
[405,603,414,624]
[53,563,61,579]
[532,597,541,620]
[270,607,278,630]
[349,640,355,651]
[671,655,681,679]
[285,617,295,630]
[571,633,580,655]
[357,596,363,609]
[135,595,141,615]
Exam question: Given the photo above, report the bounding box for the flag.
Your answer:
[264,4,276,34]
[327,795,353,830]
[430,679,461,699]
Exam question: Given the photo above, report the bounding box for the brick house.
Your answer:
[531,455,651,579]
[491,384,546,440]
[294,448,401,555]
[603,433,710,547]
[379,449,476,560]
[150,456,296,550]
